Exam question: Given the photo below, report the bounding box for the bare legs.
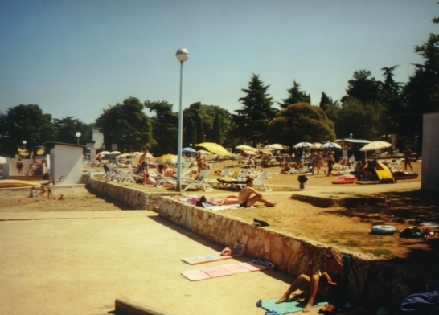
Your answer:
[247,195,277,207]
[302,274,319,312]
[276,273,322,313]
[276,274,310,304]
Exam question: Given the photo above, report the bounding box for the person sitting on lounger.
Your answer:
[238,178,276,207]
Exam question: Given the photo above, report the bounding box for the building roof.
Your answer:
[335,138,371,144]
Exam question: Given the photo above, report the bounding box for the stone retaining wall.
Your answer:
[83,175,427,311]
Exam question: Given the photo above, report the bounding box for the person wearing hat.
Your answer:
[238,178,276,207]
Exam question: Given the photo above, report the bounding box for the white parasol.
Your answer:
[359,141,392,151]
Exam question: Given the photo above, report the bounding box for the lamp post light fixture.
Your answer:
[23,140,27,150]
[175,48,189,191]
[76,132,81,145]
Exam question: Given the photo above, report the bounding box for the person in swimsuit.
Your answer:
[237,178,276,207]
[276,247,345,313]
[46,179,54,201]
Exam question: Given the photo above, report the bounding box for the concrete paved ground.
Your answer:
[0,210,300,315]
[1,182,421,315]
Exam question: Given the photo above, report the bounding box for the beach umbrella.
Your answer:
[117,153,132,159]
[311,142,322,149]
[267,144,285,150]
[134,152,154,164]
[359,141,392,151]
[99,151,110,155]
[156,154,178,164]
[294,142,311,149]
[236,144,254,151]
[196,142,231,156]
[182,147,196,153]
[322,142,342,149]
[112,150,121,154]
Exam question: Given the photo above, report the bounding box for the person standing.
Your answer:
[46,179,54,200]
[316,152,323,175]
[404,147,413,171]
[326,152,335,176]
[311,153,318,175]
[16,157,24,175]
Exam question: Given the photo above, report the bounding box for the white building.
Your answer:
[44,142,84,185]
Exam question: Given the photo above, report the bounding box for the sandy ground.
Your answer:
[0,161,432,315]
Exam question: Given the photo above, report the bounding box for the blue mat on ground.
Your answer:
[260,298,328,314]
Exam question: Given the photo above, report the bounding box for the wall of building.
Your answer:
[422,112,439,191]
[51,145,83,184]
[92,128,105,150]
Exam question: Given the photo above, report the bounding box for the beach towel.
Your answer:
[181,262,267,281]
[260,298,328,314]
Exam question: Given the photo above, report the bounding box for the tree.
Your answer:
[319,92,340,124]
[144,100,178,155]
[401,24,439,148]
[96,97,155,153]
[53,117,90,145]
[380,66,404,138]
[198,104,234,146]
[336,97,385,140]
[231,74,277,145]
[0,104,57,156]
[268,103,335,151]
[183,102,204,147]
[343,70,383,105]
[279,80,310,108]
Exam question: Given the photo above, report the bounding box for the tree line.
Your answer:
[1,12,438,156]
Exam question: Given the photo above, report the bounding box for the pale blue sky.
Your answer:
[1,0,437,124]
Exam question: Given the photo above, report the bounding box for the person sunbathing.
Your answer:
[196,195,239,207]
[276,247,344,313]
[144,173,156,185]
[238,178,276,207]
[280,162,291,174]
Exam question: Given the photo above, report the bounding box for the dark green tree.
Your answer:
[145,100,178,155]
[319,92,340,124]
[198,104,234,146]
[336,97,385,140]
[183,102,204,146]
[343,70,383,105]
[268,103,335,151]
[212,112,221,144]
[401,19,439,148]
[96,97,155,153]
[53,117,91,145]
[231,74,277,145]
[0,104,57,156]
[279,80,311,108]
[380,66,404,138]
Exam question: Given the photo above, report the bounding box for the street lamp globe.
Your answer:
[76,132,81,145]
[176,48,189,63]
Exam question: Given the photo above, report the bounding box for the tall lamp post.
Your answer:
[175,48,189,191]
[23,140,27,150]
[76,132,81,145]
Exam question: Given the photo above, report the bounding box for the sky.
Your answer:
[1,0,438,124]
